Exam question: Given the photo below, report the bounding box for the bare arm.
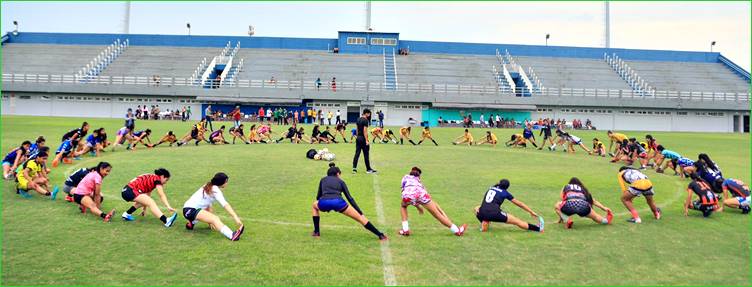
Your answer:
[155,185,175,212]
[511,198,538,217]
[223,203,242,226]
[592,200,610,212]
[11,150,22,170]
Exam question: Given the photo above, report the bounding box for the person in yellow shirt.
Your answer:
[617,166,661,224]
[592,138,606,157]
[505,134,526,147]
[476,131,498,147]
[17,152,54,198]
[382,129,398,144]
[607,130,628,155]
[452,129,474,146]
[399,126,417,145]
[370,127,385,143]
[417,127,438,146]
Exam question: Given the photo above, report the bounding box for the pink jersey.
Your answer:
[258,125,270,134]
[74,171,102,196]
[401,175,431,206]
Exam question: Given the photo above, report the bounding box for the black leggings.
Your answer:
[353,136,372,170]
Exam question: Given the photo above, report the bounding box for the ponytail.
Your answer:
[204,172,229,196]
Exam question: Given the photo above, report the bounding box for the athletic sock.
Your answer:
[409,140,417,145]
[159,215,167,223]
[532,142,538,148]
[126,206,138,214]
[449,224,460,233]
[402,221,409,231]
[100,212,107,218]
[601,218,608,224]
[363,221,384,237]
[418,140,423,145]
[312,216,320,233]
[400,139,404,145]
[432,139,438,146]
[527,224,540,232]
[220,226,234,239]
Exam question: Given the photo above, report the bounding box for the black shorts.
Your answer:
[183,207,202,222]
[74,194,103,204]
[476,210,508,223]
[191,130,198,139]
[692,201,716,217]
[121,186,137,202]
[560,200,592,217]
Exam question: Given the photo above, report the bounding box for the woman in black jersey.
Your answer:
[554,177,613,229]
[684,173,719,217]
[318,126,338,144]
[474,179,544,233]
[335,122,348,143]
[311,164,387,240]
[310,125,322,144]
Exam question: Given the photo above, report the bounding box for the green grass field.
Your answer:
[1,115,749,286]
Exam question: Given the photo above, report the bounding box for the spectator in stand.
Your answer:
[327,111,333,126]
[378,111,385,128]
[315,78,322,90]
[205,105,214,131]
[336,110,342,124]
[331,77,337,92]
[270,76,277,84]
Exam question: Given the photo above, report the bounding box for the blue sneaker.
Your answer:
[121,212,136,221]
[538,216,545,233]
[73,156,81,161]
[18,189,32,198]
[50,186,60,200]
[89,151,96,157]
[164,213,178,227]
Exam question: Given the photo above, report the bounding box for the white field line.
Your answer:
[372,174,398,286]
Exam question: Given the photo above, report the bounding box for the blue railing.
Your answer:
[718,55,751,83]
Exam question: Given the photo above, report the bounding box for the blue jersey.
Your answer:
[2,148,22,163]
[351,128,357,136]
[86,134,99,146]
[27,144,39,159]
[677,157,694,167]
[479,187,514,213]
[56,140,74,155]
[661,150,681,160]
[523,128,534,138]
[723,179,750,197]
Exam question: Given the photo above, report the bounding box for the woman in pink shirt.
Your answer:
[398,166,467,237]
[73,162,115,222]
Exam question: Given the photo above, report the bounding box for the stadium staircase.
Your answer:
[196,41,242,88]
[77,39,129,82]
[383,48,397,90]
[494,49,536,97]
[604,53,654,96]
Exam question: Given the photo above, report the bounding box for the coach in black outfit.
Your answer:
[353,109,377,174]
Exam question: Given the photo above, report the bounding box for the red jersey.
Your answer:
[127,174,162,195]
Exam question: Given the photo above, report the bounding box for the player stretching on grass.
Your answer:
[183,172,245,241]
[607,130,628,155]
[120,168,179,227]
[51,134,79,167]
[591,138,606,157]
[210,126,229,145]
[617,166,661,223]
[398,167,467,237]
[311,164,387,240]
[152,131,178,147]
[474,179,544,233]
[522,124,539,148]
[17,152,54,198]
[399,126,417,145]
[72,162,115,222]
[554,177,613,229]
[2,141,30,179]
[476,131,498,147]
[538,119,556,150]
[452,129,474,146]
[684,173,719,218]
[719,178,751,214]
[417,127,438,146]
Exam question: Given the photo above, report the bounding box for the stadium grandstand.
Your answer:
[2,31,749,132]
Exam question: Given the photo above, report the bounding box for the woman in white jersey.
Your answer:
[182,172,245,241]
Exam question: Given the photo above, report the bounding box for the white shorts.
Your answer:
[737,196,751,207]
